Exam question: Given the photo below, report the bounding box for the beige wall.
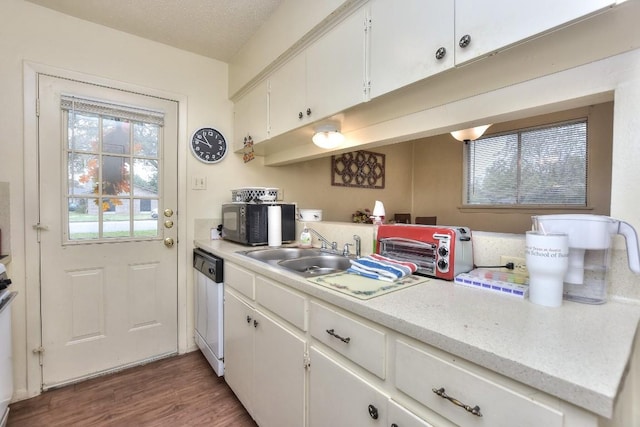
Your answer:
[411,103,613,233]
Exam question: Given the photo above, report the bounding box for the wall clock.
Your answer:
[190,127,227,164]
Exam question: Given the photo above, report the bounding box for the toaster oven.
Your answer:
[376,224,474,280]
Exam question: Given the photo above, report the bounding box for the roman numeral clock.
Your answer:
[190,127,228,163]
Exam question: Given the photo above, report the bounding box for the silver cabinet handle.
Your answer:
[432,387,482,417]
[435,47,446,60]
[326,329,350,344]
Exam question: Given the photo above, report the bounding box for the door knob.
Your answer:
[164,220,174,229]
[164,237,174,248]
[163,208,174,217]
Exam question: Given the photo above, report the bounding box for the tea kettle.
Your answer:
[532,214,640,304]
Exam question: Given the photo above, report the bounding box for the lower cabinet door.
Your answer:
[388,399,435,427]
[309,346,388,427]
[223,289,255,412]
[253,310,306,427]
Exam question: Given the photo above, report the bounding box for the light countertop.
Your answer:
[195,239,640,418]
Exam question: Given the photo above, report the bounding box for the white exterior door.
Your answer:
[37,74,179,389]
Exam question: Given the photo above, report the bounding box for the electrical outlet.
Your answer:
[276,189,284,201]
[500,256,528,276]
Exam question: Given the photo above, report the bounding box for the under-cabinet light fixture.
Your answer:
[450,124,492,143]
[312,124,344,149]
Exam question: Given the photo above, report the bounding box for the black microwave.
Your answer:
[221,203,297,246]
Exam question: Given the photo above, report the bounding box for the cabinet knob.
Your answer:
[253,319,259,328]
[459,34,471,48]
[306,108,312,116]
[435,47,447,60]
[367,404,379,420]
[246,315,252,323]
[391,424,398,427]
[298,111,303,119]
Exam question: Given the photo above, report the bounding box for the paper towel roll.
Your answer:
[268,205,282,247]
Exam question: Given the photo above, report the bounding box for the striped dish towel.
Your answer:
[348,255,418,282]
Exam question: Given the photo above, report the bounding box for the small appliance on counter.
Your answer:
[532,214,640,304]
[222,202,296,246]
[376,224,474,280]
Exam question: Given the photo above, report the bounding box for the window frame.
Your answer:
[461,118,589,210]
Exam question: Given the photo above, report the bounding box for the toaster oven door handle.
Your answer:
[379,237,437,250]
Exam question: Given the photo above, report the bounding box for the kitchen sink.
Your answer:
[277,255,352,276]
[237,247,352,277]
[239,247,326,261]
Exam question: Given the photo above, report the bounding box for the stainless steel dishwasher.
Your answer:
[193,248,224,376]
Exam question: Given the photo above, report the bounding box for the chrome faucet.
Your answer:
[308,228,338,251]
[353,234,361,258]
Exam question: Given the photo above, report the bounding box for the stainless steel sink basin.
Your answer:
[239,247,325,261]
[277,255,352,276]
[237,247,352,277]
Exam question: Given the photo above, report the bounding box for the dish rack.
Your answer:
[231,187,279,203]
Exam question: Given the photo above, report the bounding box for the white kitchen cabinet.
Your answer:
[223,288,254,412]
[309,346,388,427]
[224,288,307,427]
[253,309,306,427]
[224,262,307,427]
[388,399,434,427]
[454,0,615,65]
[268,6,367,138]
[368,0,454,100]
[309,300,386,379]
[233,80,269,150]
[393,338,591,427]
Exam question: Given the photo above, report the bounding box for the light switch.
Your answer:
[192,176,207,190]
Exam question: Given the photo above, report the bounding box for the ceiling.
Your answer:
[25,0,284,62]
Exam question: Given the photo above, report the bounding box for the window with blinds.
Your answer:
[464,119,587,206]
[62,94,163,241]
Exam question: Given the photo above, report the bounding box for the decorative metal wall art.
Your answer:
[331,150,385,189]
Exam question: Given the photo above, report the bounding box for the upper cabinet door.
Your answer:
[269,53,308,138]
[369,0,454,100]
[306,7,367,121]
[455,0,615,65]
[233,80,269,150]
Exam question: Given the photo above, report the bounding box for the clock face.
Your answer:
[190,127,227,164]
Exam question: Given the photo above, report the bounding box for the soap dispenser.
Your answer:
[299,224,312,248]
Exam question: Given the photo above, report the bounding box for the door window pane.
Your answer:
[64,99,162,243]
[69,153,99,195]
[68,113,99,152]
[133,159,158,196]
[134,123,159,157]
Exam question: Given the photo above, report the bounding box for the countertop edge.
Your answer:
[195,239,640,418]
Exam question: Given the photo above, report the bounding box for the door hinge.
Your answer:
[363,80,371,97]
[364,16,371,32]
[33,346,45,365]
[303,354,311,370]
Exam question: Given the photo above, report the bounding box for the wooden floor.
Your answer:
[8,351,257,427]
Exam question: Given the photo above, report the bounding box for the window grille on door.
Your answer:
[61,95,164,242]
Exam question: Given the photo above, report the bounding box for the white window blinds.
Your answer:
[465,120,587,206]
[60,94,165,126]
